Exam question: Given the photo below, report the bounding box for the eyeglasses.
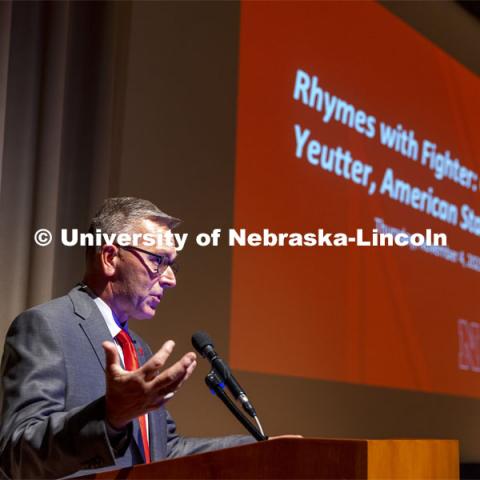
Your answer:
[118,245,179,276]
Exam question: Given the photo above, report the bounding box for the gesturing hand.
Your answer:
[103,340,196,429]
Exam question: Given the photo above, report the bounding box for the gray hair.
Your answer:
[86,197,180,257]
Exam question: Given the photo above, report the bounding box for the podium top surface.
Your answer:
[77,437,459,480]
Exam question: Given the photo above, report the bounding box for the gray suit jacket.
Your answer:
[0,285,252,479]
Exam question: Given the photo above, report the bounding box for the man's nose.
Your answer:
[159,267,176,289]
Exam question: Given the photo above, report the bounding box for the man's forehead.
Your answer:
[135,219,177,254]
[141,218,170,235]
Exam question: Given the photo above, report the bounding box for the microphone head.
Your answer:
[191,331,214,355]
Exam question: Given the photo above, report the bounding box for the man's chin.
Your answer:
[133,307,157,320]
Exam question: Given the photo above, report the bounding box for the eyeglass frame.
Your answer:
[117,245,179,276]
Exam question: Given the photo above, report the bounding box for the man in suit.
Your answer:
[0,197,253,479]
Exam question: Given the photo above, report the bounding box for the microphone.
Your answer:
[205,370,266,441]
[192,331,257,418]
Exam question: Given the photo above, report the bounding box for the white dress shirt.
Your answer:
[93,296,125,365]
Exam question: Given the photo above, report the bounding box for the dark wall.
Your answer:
[115,0,244,435]
[382,1,480,76]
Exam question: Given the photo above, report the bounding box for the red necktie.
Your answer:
[115,329,151,464]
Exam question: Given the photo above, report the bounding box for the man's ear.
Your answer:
[99,245,119,277]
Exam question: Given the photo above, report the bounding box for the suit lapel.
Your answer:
[129,331,150,463]
[130,331,167,462]
[148,407,165,462]
[68,285,147,463]
[132,420,146,463]
[133,341,147,366]
[69,285,112,371]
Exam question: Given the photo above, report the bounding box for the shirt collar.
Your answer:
[92,295,128,337]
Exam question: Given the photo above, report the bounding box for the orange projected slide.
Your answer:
[230,2,480,397]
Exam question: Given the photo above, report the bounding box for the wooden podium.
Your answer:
[82,438,459,479]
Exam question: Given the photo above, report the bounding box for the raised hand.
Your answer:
[103,340,197,429]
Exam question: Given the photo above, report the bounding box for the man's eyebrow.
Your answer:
[151,249,177,261]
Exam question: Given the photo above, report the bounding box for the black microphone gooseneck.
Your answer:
[192,331,266,441]
[192,331,257,418]
[205,371,266,441]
